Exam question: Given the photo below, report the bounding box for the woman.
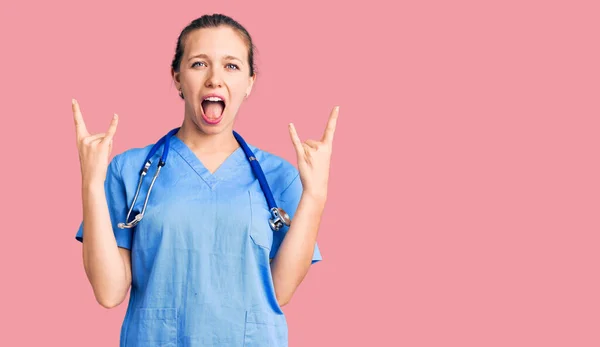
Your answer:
[72,13,338,346]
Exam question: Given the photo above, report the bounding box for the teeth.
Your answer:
[204,96,223,102]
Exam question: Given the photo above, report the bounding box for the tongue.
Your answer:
[203,101,224,119]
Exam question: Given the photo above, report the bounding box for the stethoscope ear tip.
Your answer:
[118,212,144,229]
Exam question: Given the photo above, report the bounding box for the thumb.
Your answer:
[102,113,119,145]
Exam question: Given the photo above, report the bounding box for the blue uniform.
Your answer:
[75,134,322,346]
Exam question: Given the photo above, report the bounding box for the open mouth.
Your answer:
[201,95,226,124]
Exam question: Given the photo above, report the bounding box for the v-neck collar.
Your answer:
[169,135,247,190]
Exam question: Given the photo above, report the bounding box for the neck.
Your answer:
[175,119,239,154]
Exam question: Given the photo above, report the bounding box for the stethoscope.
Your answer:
[117,127,291,232]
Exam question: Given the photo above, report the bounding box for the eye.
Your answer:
[226,63,239,70]
[191,61,206,68]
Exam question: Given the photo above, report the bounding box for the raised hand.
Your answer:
[288,106,339,201]
[72,99,119,186]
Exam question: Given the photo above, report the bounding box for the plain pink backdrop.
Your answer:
[1,0,599,346]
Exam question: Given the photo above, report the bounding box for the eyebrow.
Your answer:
[188,54,244,64]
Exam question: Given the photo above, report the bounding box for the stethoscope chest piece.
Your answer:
[269,207,291,231]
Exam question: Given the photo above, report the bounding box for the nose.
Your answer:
[205,67,223,88]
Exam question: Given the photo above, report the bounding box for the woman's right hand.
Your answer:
[72,99,119,186]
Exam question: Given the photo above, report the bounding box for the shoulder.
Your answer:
[246,143,300,198]
[108,142,157,178]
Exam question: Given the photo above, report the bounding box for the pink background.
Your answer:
[1,0,599,346]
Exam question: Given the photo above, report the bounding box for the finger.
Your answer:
[305,139,320,150]
[82,132,107,145]
[321,106,339,144]
[101,114,119,144]
[72,99,89,139]
[288,123,303,157]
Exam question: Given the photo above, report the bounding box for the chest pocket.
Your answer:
[248,189,274,251]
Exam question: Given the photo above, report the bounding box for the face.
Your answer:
[172,26,255,135]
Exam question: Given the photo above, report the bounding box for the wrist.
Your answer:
[82,178,105,192]
[301,191,327,207]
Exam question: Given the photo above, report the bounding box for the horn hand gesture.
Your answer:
[288,106,339,202]
[72,99,119,186]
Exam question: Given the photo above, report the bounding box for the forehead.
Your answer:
[184,26,248,60]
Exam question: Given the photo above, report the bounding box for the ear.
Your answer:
[171,67,181,89]
[245,73,256,98]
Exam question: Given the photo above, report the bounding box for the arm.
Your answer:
[270,105,339,306]
[81,181,132,308]
[270,192,325,306]
[72,99,131,309]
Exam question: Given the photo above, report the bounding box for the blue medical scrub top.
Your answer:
[75,134,322,346]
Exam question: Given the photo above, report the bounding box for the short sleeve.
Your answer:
[269,172,322,264]
[75,154,133,250]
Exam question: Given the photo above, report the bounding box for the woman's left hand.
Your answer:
[288,106,339,202]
